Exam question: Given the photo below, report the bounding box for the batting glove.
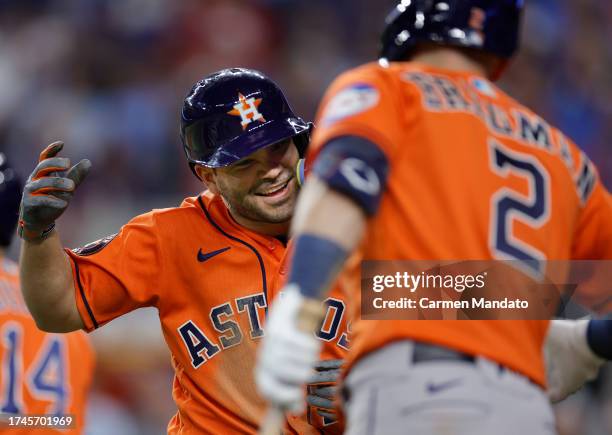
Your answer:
[307,359,343,422]
[256,285,323,414]
[19,141,91,242]
[545,319,605,403]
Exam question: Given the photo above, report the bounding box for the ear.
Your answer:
[195,166,220,195]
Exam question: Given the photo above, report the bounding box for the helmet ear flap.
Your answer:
[294,122,314,158]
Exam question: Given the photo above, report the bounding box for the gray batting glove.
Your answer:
[19,141,91,242]
[307,359,343,421]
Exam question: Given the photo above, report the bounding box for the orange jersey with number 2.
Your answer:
[308,62,612,386]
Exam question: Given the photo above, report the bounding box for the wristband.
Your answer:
[18,221,56,242]
[288,234,348,299]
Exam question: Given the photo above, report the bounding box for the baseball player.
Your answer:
[0,153,95,434]
[256,1,612,434]
[16,68,347,434]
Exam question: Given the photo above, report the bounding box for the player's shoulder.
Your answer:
[139,192,230,244]
[323,61,428,113]
[133,192,213,227]
[318,62,410,121]
[491,87,604,205]
[73,192,221,256]
[503,91,586,156]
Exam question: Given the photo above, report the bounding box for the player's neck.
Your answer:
[227,211,290,239]
[410,46,494,78]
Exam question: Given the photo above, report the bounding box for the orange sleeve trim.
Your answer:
[66,250,98,332]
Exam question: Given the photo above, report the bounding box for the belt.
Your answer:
[411,342,542,390]
[412,342,476,364]
[342,342,480,403]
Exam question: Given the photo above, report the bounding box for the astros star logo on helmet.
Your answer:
[227,93,266,130]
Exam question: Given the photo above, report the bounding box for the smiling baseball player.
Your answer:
[16,68,348,434]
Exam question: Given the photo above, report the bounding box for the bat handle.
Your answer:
[259,407,285,435]
[259,298,325,435]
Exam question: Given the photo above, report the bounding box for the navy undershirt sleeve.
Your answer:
[312,135,389,216]
[587,319,612,360]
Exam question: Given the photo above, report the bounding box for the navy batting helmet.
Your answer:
[0,153,23,247]
[381,0,523,63]
[181,68,312,173]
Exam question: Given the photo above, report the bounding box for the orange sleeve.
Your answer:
[569,181,612,314]
[308,64,407,161]
[66,211,165,331]
[571,181,612,260]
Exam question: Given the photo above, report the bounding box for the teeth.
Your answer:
[262,186,283,195]
[259,180,288,195]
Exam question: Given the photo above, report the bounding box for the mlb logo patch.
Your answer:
[73,233,118,256]
[471,78,497,98]
[322,83,380,126]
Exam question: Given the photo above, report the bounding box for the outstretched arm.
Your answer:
[19,141,90,332]
[20,231,84,332]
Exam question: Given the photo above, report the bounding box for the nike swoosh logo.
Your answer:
[426,378,463,394]
[197,247,231,263]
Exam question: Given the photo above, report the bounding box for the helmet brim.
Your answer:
[186,117,310,168]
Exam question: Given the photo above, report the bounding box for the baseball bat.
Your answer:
[258,298,326,435]
[259,407,285,435]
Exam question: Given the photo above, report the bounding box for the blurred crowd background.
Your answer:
[0,0,610,434]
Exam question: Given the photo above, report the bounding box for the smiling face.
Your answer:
[196,139,300,235]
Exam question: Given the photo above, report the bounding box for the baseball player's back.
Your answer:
[0,258,94,434]
[256,3,612,435]
[309,61,612,385]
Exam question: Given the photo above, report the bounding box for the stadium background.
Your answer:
[0,0,610,433]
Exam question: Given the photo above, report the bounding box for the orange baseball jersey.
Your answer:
[65,192,348,434]
[0,258,94,435]
[308,61,612,386]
